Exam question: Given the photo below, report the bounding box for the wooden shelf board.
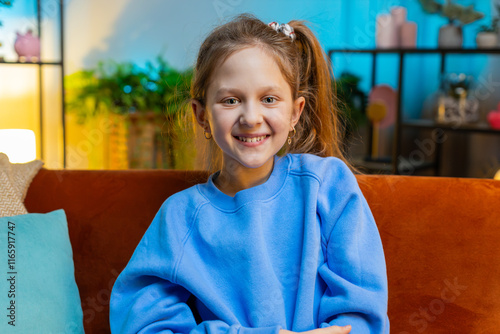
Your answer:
[0,60,63,66]
[402,119,500,134]
[328,48,500,55]
[351,156,435,175]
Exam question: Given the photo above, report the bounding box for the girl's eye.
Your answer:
[224,98,238,105]
[263,97,276,104]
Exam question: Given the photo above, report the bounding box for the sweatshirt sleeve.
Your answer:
[110,197,282,334]
[316,159,389,333]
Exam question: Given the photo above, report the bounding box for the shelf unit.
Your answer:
[328,47,500,175]
[0,0,66,166]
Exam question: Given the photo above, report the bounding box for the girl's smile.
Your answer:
[234,134,270,145]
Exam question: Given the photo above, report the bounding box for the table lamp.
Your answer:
[0,129,37,163]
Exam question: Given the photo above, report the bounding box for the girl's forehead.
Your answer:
[209,47,288,87]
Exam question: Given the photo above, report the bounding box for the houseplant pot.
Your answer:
[418,0,484,48]
[435,73,479,125]
[438,23,463,48]
[476,31,498,48]
[66,57,194,169]
[476,7,500,49]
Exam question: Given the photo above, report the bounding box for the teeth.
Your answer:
[237,135,267,143]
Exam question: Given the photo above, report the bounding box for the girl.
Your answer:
[110,14,389,334]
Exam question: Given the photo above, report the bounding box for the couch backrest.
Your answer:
[25,170,500,333]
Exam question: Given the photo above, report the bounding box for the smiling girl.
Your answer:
[110,14,389,334]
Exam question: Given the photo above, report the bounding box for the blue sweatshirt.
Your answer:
[110,154,389,333]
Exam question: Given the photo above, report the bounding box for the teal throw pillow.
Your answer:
[0,209,84,333]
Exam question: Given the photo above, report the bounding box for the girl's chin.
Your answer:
[238,156,275,170]
[222,155,275,171]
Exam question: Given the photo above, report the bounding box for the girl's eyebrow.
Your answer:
[215,85,283,96]
[215,87,243,96]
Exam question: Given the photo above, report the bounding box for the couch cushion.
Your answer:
[0,153,43,217]
[0,209,84,333]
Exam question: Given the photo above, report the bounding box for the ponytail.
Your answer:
[286,20,349,166]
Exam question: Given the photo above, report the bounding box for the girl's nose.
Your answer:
[239,103,263,127]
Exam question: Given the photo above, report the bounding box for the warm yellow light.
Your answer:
[495,169,500,181]
[0,129,37,163]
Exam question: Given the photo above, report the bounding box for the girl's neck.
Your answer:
[214,158,275,197]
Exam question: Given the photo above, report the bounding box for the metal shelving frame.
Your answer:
[0,0,65,166]
[328,47,500,175]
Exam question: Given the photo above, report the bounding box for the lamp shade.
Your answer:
[0,129,37,163]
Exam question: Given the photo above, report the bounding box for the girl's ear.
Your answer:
[291,96,306,127]
[191,99,210,131]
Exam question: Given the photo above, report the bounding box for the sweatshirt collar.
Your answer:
[198,154,290,211]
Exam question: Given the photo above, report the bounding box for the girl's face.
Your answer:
[193,46,305,174]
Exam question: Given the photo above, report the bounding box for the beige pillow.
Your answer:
[0,153,44,217]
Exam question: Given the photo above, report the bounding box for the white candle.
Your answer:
[376,14,397,48]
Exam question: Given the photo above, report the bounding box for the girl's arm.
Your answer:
[110,200,284,334]
[111,273,283,334]
[316,160,389,333]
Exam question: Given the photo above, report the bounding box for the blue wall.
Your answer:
[5,0,496,120]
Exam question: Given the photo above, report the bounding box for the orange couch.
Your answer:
[24,169,500,333]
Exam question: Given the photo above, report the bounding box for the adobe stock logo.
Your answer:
[399,277,467,334]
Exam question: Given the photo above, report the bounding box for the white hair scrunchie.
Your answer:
[268,22,296,41]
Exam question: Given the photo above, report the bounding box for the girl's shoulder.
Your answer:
[287,153,355,184]
[157,182,210,219]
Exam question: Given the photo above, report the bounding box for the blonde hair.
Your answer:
[190,13,351,172]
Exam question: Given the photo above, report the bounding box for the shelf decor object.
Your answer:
[476,31,498,48]
[328,47,500,176]
[418,0,484,48]
[376,13,397,48]
[495,169,500,180]
[476,2,500,48]
[376,6,417,48]
[488,103,500,130]
[367,101,387,160]
[368,85,397,159]
[14,30,40,62]
[436,73,479,124]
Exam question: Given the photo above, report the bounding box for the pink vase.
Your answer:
[401,22,417,48]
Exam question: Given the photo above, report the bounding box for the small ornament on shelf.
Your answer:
[436,73,479,125]
[14,30,40,63]
[367,85,397,160]
[367,101,387,160]
[376,6,417,48]
[487,103,500,130]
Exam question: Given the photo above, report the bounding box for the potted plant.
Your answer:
[66,57,194,169]
[335,72,368,156]
[418,0,484,48]
[476,3,499,48]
